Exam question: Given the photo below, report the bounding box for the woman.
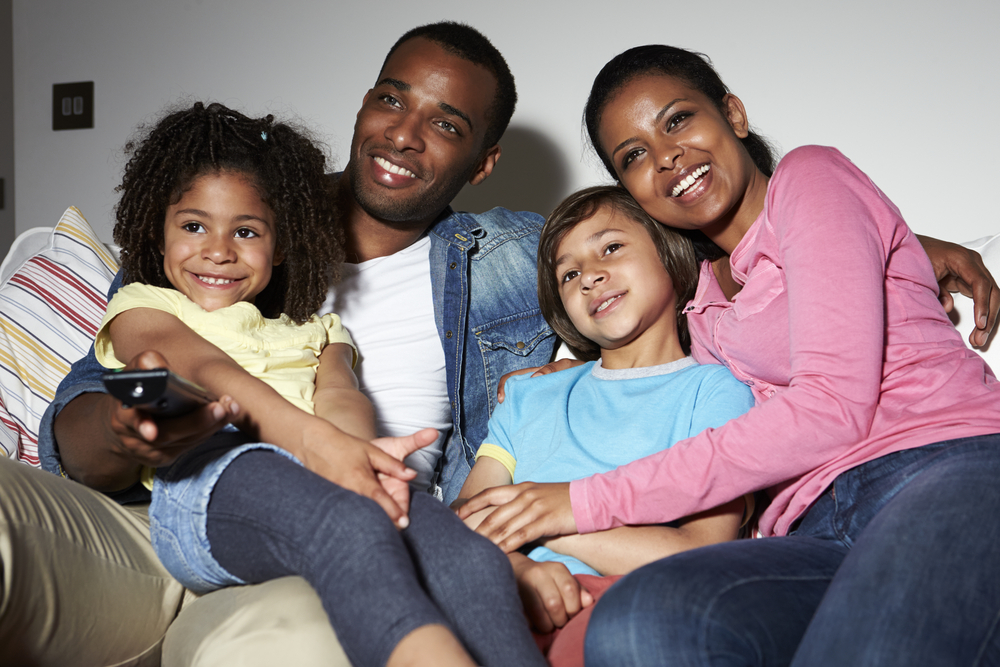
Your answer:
[460,45,1000,666]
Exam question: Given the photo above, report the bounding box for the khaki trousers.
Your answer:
[0,457,350,667]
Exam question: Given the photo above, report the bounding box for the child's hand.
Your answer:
[370,428,438,516]
[293,418,418,529]
[510,553,593,633]
[112,350,236,467]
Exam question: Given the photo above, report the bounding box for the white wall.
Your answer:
[13,0,1000,246]
[0,0,14,257]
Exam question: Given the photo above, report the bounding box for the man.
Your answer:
[3,22,554,667]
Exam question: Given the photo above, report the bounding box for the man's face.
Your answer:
[348,37,500,226]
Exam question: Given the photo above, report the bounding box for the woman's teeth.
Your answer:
[200,276,233,285]
[672,165,711,197]
[374,156,416,178]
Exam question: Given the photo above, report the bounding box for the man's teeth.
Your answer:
[596,295,620,312]
[374,156,416,178]
[672,165,711,197]
[200,276,233,285]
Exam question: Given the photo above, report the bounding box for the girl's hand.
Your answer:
[496,358,585,403]
[457,481,577,552]
[111,350,236,467]
[509,552,593,633]
[294,419,417,529]
[370,428,438,516]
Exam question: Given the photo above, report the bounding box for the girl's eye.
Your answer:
[182,222,205,234]
[603,243,623,256]
[561,270,580,284]
[235,228,259,239]
[667,111,692,130]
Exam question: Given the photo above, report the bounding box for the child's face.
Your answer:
[555,208,678,354]
[161,171,281,312]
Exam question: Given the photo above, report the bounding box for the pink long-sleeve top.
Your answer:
[571,146,1000,537]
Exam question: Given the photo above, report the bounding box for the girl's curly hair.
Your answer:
[114,101,342,323]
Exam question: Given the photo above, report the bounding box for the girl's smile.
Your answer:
[597,75,768,254]
[161,171,282,312]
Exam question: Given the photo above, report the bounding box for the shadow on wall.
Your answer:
[451,124,571,217]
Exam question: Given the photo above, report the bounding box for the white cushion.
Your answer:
[0,208,117,464]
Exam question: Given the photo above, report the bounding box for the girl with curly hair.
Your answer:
[97,101,545,667]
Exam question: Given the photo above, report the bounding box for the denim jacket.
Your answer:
[38,206,556,505]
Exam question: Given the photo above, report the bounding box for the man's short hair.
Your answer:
[381,22,517,150]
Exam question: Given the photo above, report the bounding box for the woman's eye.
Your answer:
[182,222,205,234]
[561,270,580,284]
[667,111,692,130]
[235,228,259,239]
[621,148,643,170]
[603,243,623,256]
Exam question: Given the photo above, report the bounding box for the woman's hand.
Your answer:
[457,481,577,552]
[497,358,585,403]
[917,234,999,348]
[370,428,438,517]
[509,552,593,633]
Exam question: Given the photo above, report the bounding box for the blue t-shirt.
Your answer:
[477,357,754,575]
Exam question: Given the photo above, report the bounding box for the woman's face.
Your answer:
[597,74,766,249]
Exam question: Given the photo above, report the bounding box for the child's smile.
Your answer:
[556,209,682,368]
[161,171,282,312]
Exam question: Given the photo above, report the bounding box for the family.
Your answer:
[2,20,999,667]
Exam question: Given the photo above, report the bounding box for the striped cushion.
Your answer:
[0,207,117,465]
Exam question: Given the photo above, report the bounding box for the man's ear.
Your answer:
[468,145,502,186]
[359,89,373,115]
[723,94,750,139]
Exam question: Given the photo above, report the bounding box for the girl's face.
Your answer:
[161,171,282,312]
[555,207,681,365]
[597,74,767,252]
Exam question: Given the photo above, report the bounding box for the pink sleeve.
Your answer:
[572,147,898,533]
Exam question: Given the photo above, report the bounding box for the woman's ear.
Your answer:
[272,245,284,266]
[722,94,750,139]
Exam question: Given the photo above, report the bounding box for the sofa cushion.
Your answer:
[0,208,117,464]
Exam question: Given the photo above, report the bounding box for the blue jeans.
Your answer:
[151,435,545,667]
[584,434,1000,667]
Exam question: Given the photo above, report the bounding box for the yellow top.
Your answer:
[96,283,355,415]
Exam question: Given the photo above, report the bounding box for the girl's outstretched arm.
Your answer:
[108,308,416,527]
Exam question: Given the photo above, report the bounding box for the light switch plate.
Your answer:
[53,82,94,131]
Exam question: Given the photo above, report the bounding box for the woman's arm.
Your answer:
[109,308,416,525]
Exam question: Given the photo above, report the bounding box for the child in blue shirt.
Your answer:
[454,185,754,661]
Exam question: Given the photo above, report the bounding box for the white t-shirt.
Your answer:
[321,236,451,491]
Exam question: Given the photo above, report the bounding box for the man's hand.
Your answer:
[918,234,999,348]
[497,358,585,403]
[457,481,577,553]
[509,552,593,633]
[370,428,438,517]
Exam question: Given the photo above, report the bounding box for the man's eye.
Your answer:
[437,120,457,134]
[380,94,402,108]
[235,228,259,239]
[182,223,205,234]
